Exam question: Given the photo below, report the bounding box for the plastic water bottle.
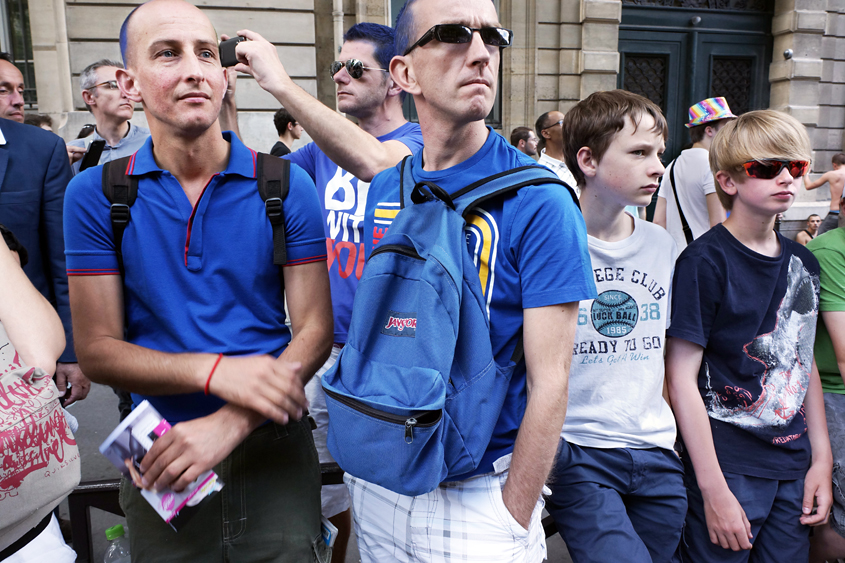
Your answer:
[103,524,131,563]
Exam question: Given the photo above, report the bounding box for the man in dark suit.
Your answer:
[0,54,90,404]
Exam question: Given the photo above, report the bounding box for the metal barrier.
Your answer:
[67,463,558,562]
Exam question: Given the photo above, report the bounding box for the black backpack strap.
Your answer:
[256,153,290,266]
[399,155,412,209]
[667,160,694,245]
[510,333,524,364]
[101,156,138,277]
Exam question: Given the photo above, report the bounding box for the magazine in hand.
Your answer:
[99,400,223,531]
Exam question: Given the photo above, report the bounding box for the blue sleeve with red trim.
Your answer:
[64,166,121,276]
[282,163,327,266]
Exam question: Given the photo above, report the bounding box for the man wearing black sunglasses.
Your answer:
[343,0,593,561]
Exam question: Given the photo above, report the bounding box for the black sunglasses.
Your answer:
[403,24,513,56]
[742,159,810,180]
[330,59,389,79]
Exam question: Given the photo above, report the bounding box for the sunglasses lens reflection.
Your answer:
[744,160,810,179]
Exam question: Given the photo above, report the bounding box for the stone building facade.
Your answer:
[12,0,845,227]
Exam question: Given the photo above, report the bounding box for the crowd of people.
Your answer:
[1,0,845,562]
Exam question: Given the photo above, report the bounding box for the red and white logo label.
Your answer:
[381,311,417,337]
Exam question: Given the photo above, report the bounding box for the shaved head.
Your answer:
[120,0,216,68]
[115,0,226,139]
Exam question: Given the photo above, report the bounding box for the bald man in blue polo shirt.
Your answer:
[63,0,333,560]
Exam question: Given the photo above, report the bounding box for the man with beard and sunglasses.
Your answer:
[338,0,594,560]
[230,22,422,562]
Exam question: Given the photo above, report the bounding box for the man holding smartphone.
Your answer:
[230,22,423,563]
[66,60,149,174]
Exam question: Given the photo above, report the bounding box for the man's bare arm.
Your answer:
[218,66,242,139]
[705,192,726,228]
[279,260,334,383]
[129,262,330,493]
[501,301,577,528]
[70,275,307,423]
[805,172,833,191]
[232,30,412,182]
[653,196,667,228]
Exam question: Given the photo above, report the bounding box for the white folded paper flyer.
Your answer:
[99,400,223,531]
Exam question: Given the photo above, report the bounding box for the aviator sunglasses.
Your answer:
[330,59,389,79]
[742,159,810,180]
[403,24,513,56]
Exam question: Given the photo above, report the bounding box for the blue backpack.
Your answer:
[322,156,578,496]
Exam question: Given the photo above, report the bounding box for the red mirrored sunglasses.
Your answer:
[742,159,810,180]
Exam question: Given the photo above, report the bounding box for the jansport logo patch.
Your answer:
[381,310,417,337]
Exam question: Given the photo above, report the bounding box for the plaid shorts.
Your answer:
[345,462,547,562]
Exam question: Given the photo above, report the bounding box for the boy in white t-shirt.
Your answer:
[545,89,686,563]
[654,97,735,250]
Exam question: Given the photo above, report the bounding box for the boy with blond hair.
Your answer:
[667,110,833,562]
[544,89,687,562]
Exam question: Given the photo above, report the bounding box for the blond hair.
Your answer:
[709,110,811,210]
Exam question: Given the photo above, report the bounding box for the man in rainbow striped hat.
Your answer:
[655,97,737,250]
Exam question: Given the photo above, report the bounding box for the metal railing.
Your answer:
[67,463,559,562]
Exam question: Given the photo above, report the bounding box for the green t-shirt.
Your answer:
[807,228,845,393]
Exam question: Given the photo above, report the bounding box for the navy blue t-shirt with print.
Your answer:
[364,128,596,479]
[668,224,820,479]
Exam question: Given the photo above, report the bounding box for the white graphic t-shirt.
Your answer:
[563,216,679,450]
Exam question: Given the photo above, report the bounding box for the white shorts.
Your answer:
[345,459,547,563]
[305,345,351,518]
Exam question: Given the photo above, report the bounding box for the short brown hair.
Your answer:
[562,90,668,188]
[688,119,729,144]
[510,126,533,147]
[709,110,811,210]
[833,153,845,166]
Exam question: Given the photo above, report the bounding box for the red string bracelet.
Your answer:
[204,353,223,395]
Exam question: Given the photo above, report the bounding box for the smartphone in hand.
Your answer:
[220,36,247,68]
[79,139,106,171]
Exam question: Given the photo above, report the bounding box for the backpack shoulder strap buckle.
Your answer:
[109,203,131,226]
[255,153,290,267]
[264,197,283,221]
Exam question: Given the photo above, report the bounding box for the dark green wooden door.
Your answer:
[619,3,773,163]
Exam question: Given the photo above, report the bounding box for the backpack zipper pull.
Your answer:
[405,418,417,444]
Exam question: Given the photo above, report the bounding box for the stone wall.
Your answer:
[817,0,845,169]
[771,0,842,223]
[45,0,321,151]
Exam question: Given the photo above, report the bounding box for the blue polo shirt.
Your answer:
[63,132,327,424]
